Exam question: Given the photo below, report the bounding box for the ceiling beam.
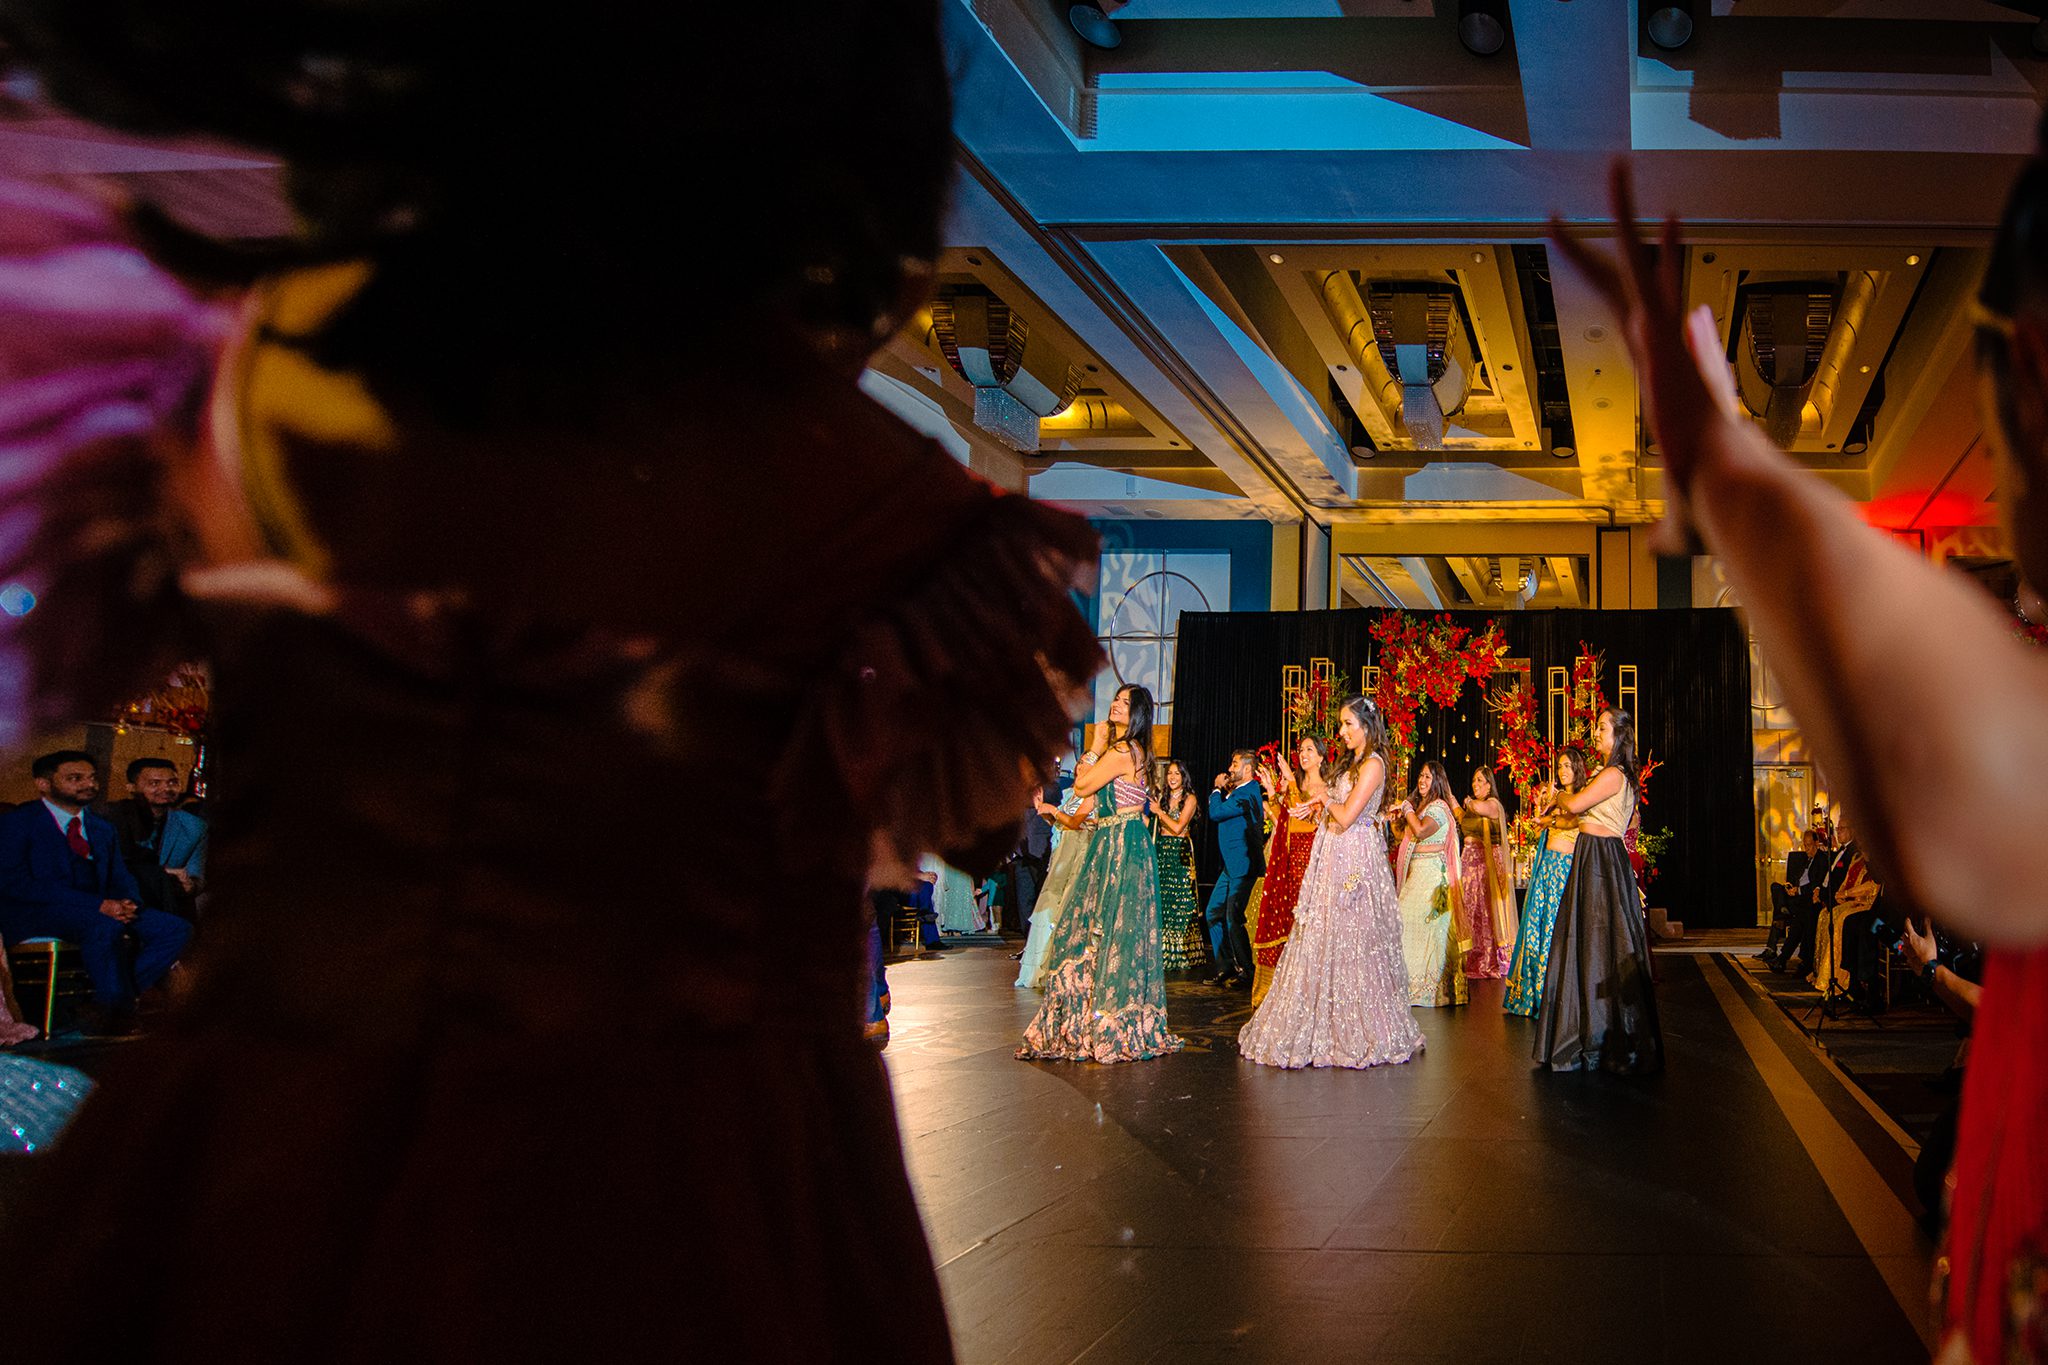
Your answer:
[1546,234,1643,503]
[1445,556,1493,608]
[1396,557,1447,610]
[1548,554,1583,608]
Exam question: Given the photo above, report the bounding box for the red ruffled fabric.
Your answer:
[803,489,1103,885]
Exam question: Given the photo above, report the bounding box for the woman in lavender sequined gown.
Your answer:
[1238,696,1424,1071]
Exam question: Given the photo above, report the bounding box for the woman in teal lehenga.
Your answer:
[1504,748,1586,1018]
[1019,685,1182,1064]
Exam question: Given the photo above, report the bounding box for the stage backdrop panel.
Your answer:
[1170,608,1753,930]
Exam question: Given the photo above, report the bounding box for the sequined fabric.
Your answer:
[1399,804,1469,1008]
[1504,840,1573,1017]
[1155,833,1208,972]
[1248,819,1314,1005]
[1019,793,1183,1064]
[1237,774,1423,1070]
[1534,833,1663,1074]
[1457,815,1518,979]
[0,1057,91,1154]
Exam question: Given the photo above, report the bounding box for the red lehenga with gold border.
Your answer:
[0,182,1101,1363]
[1248,810,1315,1007]
[1938,945,2048,1365]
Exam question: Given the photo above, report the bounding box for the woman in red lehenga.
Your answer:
[1559,149,2048,1362]
[1247,739,1323,1007]
[0,6,1095,1361]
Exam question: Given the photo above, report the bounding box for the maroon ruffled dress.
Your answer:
[0,185,1101,1363]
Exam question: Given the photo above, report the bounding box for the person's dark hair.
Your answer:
[1112,685,1153,767]
[1410,760,1455,813]
[0,3,952,406]
[1156,759,1196,823]
[32,749,96,780]
[1980,110,2048,322]
[1471,764,1516,824]
[1229,747,1258,771]
[126,756,178,784]
[1554,746,1589,792]
[1600,707,1641,791]
[1325,696,1389,808]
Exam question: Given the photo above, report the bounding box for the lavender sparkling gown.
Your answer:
[1237,770,1425,1070]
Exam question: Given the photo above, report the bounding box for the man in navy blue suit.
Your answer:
[1205,748,1266,989]
[0,750,191,1031]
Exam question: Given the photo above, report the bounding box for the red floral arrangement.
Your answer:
[1367,612,1508,774]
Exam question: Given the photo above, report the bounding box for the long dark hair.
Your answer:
[1156,758,1195,823]
[1110,684,1153,768]
[1471,764,1516,824]
[1410,760,1455,814]
[1293,735,1327,794]
[1324,694,1388,800]
[0,3,952,401]
[1599,707,1641,791]
[1554,746,1590,792]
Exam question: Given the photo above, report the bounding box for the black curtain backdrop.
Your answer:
[1170,608,1753,929]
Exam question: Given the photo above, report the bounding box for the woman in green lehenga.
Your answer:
[1153,759,1208,973]
[1019,685,1183,1064]
[1392,761,1470,1008]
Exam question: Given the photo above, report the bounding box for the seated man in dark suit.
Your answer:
[1762,829,1818,960]
[0,750,192,1032]
[1771,830,1838,974]
[107,757,208,922]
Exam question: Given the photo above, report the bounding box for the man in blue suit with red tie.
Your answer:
[0,750,191,1032]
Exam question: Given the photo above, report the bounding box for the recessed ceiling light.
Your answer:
[1269,253,1285,264]
[1594,397,1611,409]
[1471,251,1485,264]
[1647,1,1694,50]
[1584,325,1608,343]
[1068,4,1123,49]
[1906,254,1921,266]
[1553,445,1576,459]
[1859,364,1870,373]
[1844,440,1868,454]
[965,256,981,267]
[1458,0,1509,55]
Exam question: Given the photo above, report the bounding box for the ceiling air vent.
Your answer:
[928,285,1082,452]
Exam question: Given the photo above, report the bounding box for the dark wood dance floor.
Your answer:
[886,948,1934,1365]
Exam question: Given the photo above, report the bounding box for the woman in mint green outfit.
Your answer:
[1018,685,1182,1064]
[1504,748,1586,1017]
